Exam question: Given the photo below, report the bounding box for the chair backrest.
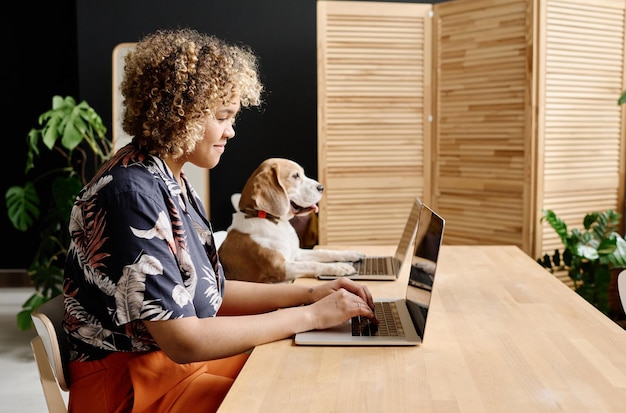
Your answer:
[31,294,70,412]
[618,269,626,314]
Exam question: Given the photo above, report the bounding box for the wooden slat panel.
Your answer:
[317,1,432,245]
[318,0,625,281]
[537,0,626,262]
[433,0,532,251]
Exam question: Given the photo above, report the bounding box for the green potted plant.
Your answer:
[5,95,112,330]
[538,209,626,315]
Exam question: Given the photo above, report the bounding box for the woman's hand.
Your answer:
[306,278,378,330]
[310,278,374,307]
[306,287,377,331]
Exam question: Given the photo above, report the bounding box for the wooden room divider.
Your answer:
[317,0,626,278]
[316,1,433,246]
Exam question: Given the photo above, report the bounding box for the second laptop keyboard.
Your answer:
[352,257,392,275]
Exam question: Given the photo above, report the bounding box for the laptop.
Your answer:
[295,200,445,346]
[317,198,424,281]
[407,203,445,291]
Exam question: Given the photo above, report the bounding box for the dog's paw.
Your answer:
[335,250,366,263]
[325,262,358,276]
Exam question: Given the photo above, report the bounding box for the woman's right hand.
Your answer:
[308,287,378,331]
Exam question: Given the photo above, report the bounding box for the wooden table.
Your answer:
[217,245,626,413]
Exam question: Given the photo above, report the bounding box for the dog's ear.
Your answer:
[239,160,290,217]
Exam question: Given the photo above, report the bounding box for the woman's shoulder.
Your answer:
[90,146,170,197]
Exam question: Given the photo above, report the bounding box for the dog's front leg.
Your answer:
[285,261,357,279]
[296,248,365,263]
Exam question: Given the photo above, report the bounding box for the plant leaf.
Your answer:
[605,236,626,268]
[78,101,107,138]
[16,309,34,330]
[596,236,617,257]
[619,90,626,106]
[61,117,84,151]
[591,210,620,240]
[41,113,63,150]
[541,209,570,246]
[582,212,599,229]
[17,292,48,331]
[51,95,70,110]
[577,244,599,260]
[28,264,64,297]
[5,183,40,231]
[51,175,82,221]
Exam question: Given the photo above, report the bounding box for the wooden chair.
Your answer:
[31,294,70,413]
[618,269,626,314]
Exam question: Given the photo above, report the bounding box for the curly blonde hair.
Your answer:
[121,28,263,159]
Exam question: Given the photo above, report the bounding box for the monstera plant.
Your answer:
[538,209,626,315]
[5,95,112,330]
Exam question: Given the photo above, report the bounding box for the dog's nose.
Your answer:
[317,184,324,193]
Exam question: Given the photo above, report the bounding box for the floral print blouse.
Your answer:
[63,144,224,362]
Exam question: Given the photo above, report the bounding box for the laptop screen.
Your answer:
[392,198,424,265]
[405,204,445,338]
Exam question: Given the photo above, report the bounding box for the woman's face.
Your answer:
[187,101,241,169]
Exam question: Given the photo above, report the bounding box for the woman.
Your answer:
[63,28,376,413]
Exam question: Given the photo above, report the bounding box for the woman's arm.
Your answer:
[143,278,376,363]
[216,280,313,315]
[218,278,375,315]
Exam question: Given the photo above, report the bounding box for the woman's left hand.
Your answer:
[309,278,375,310]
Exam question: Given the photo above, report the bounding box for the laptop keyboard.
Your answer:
[353,257,392,275]
[351,301,405,337]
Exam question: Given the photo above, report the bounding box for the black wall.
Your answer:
[75,0,319,234]
[2,0,440,269]
[2,0,78,269]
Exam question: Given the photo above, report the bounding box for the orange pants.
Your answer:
[68,350,249,413]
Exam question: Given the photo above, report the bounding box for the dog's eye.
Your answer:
[292,172,300,180]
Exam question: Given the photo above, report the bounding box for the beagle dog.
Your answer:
[218,158,364,283]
